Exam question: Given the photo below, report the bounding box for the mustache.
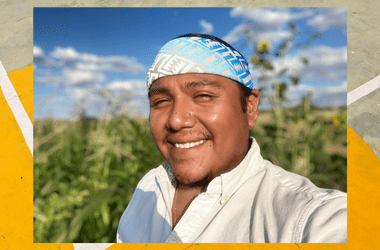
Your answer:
[166,130,212,142]
[166,126,210,136]
[168,130,211,137]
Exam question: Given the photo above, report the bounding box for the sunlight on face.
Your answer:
[149,73,258,186]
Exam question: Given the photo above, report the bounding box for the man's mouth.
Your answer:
[173,139,207,149]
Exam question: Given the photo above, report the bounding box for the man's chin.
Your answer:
[171,167,209,187]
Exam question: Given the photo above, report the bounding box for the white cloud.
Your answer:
[250,45,346,108]
[62,79,149,118]
[63,68,106,87]
[325,80,347,93]
[107,80,137,91]
[35,45,148,99]
[33,46,44,58]
[299,46,347,80]
[254,30,292,44]
[106,80,147,97]
[254,46,347,82]
[107,81,134,91]
[34,65,106,88]
[66,86,94,101]
[288,81,347,96]
[224,8,313,46]
[51,47,80,61]
[199,20,214,34]
[51,47,145,74]
[311,81,347,108]
[102,56,145,74]
[33,45,45,64]
[307,8,347,30]
[222,24,281,45]
[75,62,100,71]
[222,23,247,44]
[223,26,291,47]
[271,56,303,77]
[34,75,64,87]
[286,80,347,108]
[35,45,150,119]
[230,8,313,30]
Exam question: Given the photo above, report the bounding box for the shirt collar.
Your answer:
[156,137,263,204]
[214,137,263,204]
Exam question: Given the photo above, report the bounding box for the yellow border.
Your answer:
[1,5,379,250]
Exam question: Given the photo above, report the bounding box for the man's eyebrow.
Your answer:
[183,79,224,90]
[148,87,169,99]
[149,79,224,98]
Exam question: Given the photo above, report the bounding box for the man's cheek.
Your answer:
[210,114,218,121]
[149,113,161,131]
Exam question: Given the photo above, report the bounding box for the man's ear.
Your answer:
[246,89,259,127]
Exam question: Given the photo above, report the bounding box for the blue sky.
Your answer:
[33,8,347,120]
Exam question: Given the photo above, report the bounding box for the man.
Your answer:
[117,34,347,243]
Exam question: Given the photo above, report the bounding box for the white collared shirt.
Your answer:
[116,138,347,243]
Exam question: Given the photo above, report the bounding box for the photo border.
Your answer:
[1,1,379,249]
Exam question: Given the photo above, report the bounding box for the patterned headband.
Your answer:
[146,36,253,89]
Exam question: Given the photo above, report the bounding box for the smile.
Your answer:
[174,139,206,149]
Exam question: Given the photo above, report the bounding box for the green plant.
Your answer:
[245,22,346,190]
[34,113,165,242]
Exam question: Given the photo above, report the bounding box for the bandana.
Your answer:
[146,36,253,89]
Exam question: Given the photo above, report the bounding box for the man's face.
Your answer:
[149,73,259,186]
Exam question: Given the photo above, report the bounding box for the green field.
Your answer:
[33,107,347,243]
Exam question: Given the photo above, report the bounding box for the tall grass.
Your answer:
[33,103,346,243]
[34,114,165,243]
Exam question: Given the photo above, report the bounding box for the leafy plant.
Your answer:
[34,112,165,243]
[245,22,346,190]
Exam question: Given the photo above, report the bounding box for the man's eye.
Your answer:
[151,99,168,107]
[195,94,213,101]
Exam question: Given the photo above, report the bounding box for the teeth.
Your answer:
[175,139,206,148]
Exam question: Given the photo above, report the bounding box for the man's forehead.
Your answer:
[148,74,228,96]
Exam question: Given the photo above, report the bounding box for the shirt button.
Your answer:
[223,195,229,201]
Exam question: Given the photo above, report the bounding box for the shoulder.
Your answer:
[120,166,163,211]
[300,191,347,243]
[256,160,347,243]
[117,167,160,242]
[260,160,346,201]
[135,168,159,191]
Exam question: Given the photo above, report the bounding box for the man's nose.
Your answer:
[166,98,195,132]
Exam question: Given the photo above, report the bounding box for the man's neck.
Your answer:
[171,183,204,229]
[170,137,253,228]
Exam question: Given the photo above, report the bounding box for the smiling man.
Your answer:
[116,34,347,243]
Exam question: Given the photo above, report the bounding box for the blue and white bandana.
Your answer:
[147,36,253,89]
